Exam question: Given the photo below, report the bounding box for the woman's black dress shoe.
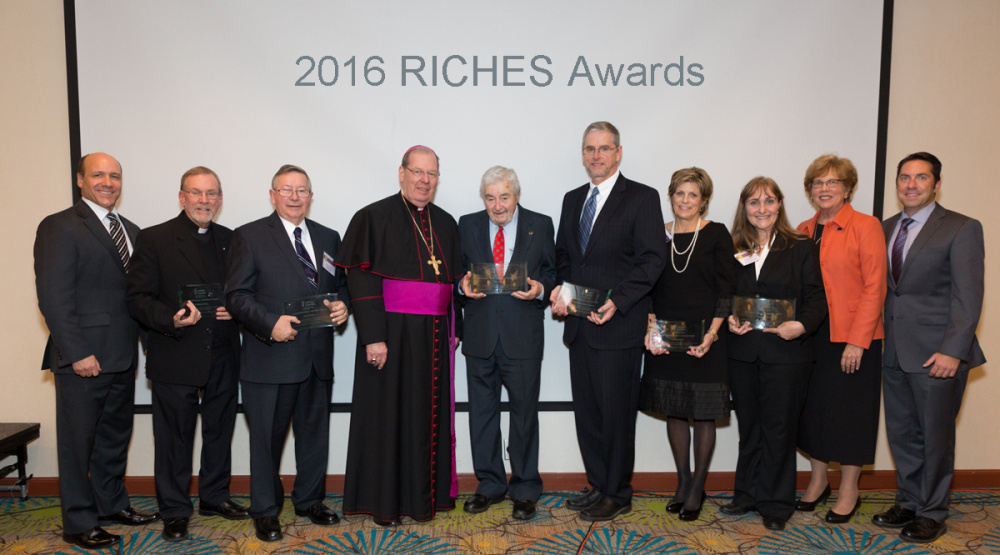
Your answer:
[825,495,862,523]
[795,484,831,511]
[678,492,706,521]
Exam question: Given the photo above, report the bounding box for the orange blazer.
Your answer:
[797,203,887,348]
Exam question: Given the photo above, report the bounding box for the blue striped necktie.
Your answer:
[579,187,599,253]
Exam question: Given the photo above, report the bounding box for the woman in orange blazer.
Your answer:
[793,155,887,523]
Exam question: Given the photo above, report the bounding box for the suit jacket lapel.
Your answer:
[899,205,946,283]
[509,207,533,267]
[475,212,493,266]
[269,212,308,288]
[76,201,126,273]
[585,176,626,259]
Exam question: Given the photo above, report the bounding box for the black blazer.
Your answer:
[225,212,349,384]
[458,206,556,360]
[34,200,140,373]
[726,234,827,364]
[126,212,240,386]
[554,174,667,349]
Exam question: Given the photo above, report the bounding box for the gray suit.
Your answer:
[458,206,556,501]
[34,200,140,534]
[882,203,985,522]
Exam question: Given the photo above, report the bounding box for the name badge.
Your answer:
[734,250,760,266]
[322,252,337,276]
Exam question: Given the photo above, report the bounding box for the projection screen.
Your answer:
[69,0,890,406]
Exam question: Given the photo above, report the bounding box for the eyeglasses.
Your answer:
[182,189,221,200]
[583,145,618,155]
[404,166,440,179]
[273,187,312,197]
[810,179,843,189]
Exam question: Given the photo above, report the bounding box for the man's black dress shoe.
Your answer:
[161,517,188,542]
[719,502,756,516]
[199,499,250,520]
[825,496,862,523]
[566,489,601,511]
[62,527,120,550]
[762,516,786,531]
[99,506,161,526]
[463,494,505,514]
[511,499,536,520]
[900,517,947,543]
[253,516,282,542]
[373,516,401,527]
[872,504,917,528]
[795,484,831,512]
[580,497,632,522]
[678,492,706,521]
[295,502,340,525]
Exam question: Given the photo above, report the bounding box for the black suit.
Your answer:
[458,206,556,501]
[33,200,140,534]
[726,235,827,521]
[882,204,985,523]
[554,173,667,504]
[126,212,241,518]
[225,212,349,518]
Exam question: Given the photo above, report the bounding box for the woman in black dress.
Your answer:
[640,167,736,521]
[720,177,827,531]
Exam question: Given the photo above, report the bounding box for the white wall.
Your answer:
[2,0,997,482]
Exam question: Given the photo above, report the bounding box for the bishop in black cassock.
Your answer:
[335,147,462,525]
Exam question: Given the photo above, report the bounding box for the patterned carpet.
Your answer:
[2,490,999,554]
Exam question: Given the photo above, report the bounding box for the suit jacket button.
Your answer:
[895,291,901,296]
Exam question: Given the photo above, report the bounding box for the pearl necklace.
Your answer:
[670,217,700,274]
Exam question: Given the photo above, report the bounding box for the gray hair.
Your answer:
[479,166,521,199]
[581,121,620,148]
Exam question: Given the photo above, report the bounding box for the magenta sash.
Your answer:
[382,279,459,497]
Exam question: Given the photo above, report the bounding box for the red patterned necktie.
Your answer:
[493,227,505,276]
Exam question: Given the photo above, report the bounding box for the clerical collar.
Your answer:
[180,211,212,235]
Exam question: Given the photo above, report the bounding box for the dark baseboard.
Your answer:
[8,469,998,497]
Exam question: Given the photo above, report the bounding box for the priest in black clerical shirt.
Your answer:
[127,167,247,542]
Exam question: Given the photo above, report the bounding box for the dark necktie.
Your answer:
[891,217,914,283]
[108,213,130,272]
[294,227,319,291]
[493,227,505,276]
[579,187,600,253]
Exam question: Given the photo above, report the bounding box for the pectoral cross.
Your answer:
[427,254,442,275]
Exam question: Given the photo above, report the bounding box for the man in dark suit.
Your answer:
[126,167,248,542]
[550,122,667,521]
[458,166,556,521]
[34,152,159,550]
[225,165,349,542]
[874,152,985,544]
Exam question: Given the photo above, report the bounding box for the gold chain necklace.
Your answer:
[401,192,442,275]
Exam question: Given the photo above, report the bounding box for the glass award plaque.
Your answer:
[650,319,705,352]
[732,296,796,330]
[470,262,529,295]
[178,284,224,318]
[283,293,339,330]
[558,282,611,318]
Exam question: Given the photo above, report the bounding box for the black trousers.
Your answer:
[728,357,811,521]
[151,344,239,518]
[568,342,642,505]
[54,368,135,534]
[241,368,332,518]
[465,341,542,501]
